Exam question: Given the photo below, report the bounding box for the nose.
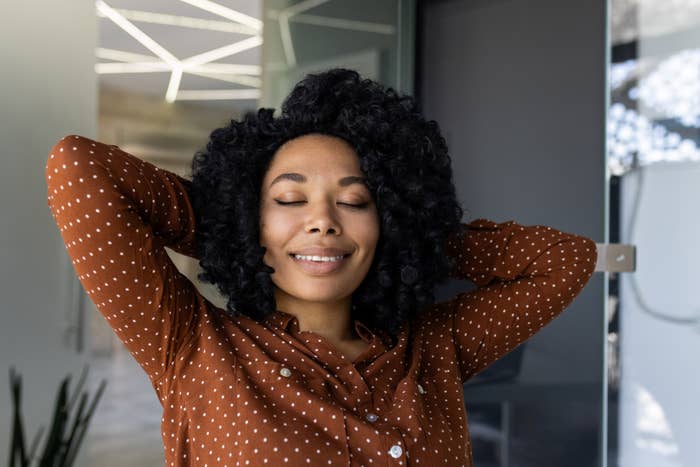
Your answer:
[305,202,342,236]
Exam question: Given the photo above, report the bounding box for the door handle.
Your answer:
[594,243,635,272]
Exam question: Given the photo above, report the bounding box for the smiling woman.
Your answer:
[45,68,597,466]
[188,68,466,340]
[257,133,381,347]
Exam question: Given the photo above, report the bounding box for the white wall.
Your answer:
[0,1,97,465]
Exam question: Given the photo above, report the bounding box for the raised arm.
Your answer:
[442,218,597,383]
[45,134,205,393]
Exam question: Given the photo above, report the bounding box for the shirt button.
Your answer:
[388,444,403,458]
[279,367,292,377]
[365,413,378,423]
[417,383,426,394]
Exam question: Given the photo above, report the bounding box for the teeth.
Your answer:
[293,254,345,262]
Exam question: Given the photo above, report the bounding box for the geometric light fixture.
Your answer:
[95,0,262,102]
[95,0,397,101]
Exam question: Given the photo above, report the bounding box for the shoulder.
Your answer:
[50,134,118,154]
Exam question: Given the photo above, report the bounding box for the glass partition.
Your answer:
[261,0,415,107]
[607,1,700,466]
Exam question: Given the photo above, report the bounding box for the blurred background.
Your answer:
[1,0,697,466]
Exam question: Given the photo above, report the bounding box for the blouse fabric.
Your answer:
[45,135,597,466]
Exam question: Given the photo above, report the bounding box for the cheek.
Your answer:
[259,211,295,251]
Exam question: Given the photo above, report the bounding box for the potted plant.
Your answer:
[8,365,107,467]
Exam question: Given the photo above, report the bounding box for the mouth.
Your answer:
[288,252,352,275]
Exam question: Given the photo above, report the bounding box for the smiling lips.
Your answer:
[289,250,352,275]
[290,247,351,256]
[291,255,349,275]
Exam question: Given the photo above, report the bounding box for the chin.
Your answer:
[294,287,351,303]
[275,280,351,302]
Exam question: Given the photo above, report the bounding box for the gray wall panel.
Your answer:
[420,0,606,464]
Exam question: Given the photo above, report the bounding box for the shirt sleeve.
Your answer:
[442,218,597,384]
[45,134,205,387]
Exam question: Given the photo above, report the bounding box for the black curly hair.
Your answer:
[189,68,465,339]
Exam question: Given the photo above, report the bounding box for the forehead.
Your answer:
[266,134,361,174]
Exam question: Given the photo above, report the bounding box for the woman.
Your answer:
[45,68,597,466]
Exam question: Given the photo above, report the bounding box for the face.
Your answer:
[259,133,380,308]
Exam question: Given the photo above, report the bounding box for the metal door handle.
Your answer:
[594,243,635,272]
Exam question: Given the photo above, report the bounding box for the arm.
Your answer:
[46,134,205,392]
[443,218,597,383]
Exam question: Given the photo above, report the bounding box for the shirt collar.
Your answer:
[264,309,377,344]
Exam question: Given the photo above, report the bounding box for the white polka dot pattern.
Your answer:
[45,135,597,466]
[45,135,203,392]
[442,218,598,384]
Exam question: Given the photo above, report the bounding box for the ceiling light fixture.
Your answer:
[176,89,261,100]
[96,48,159,63]
[96,58,261,76]
[165,66,184,103]
[180,36,263,68]
[188,63,261,75]
[97,8,258,35]
[96,0,179,67]
[96,62,171,73]
[177,0,262,31]
[96,0,261,102]
[187,71,261,88]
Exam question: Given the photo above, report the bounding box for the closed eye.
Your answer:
[274,200,369,209]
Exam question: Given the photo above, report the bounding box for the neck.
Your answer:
[274,288,358,343]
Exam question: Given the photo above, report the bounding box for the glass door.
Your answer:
[607,1,700,466]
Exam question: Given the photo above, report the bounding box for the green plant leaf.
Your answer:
[63,378,107,467]
[38,376,70,467]
[10,366,108,467]
[65,365,88,414]
[27,425,46,466]
[58,391,87,466]
[9,366,28,467]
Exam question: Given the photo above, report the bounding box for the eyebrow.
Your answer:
[269,172,368,188]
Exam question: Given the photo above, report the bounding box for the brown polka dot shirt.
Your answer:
[45,135,597,466]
